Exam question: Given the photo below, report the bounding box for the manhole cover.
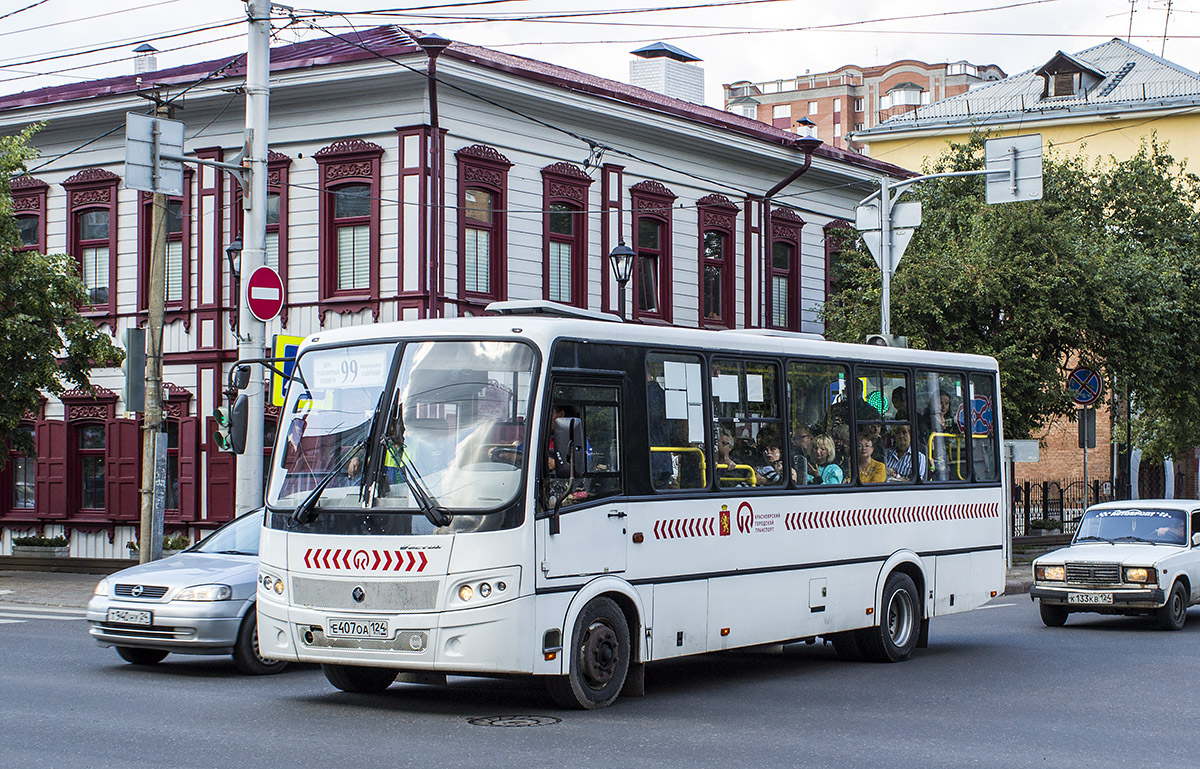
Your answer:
[467,715,562,728]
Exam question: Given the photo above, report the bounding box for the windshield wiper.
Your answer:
[290,439,366,525]
[1113,535,1157,545]
[1074,535,1113,544]
[384,437,452,528]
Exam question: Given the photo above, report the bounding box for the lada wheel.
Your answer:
[1038,601,1069,627]
[546,597,630,709]
[861,572,920,663]
[232,611,288,675]
[322,663,398,693]
[116,647,168,665]
[1156,581,1188,631]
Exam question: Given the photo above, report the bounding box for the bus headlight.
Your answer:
[1035,565,1065,582]
[1123,567,1157,584]
[449,568,520,608]
[458,585,474,602]
[260,571,286,596]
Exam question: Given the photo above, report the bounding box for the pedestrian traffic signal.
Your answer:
[212,395,248,454]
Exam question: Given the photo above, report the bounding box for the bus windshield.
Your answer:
[268,339,537,517]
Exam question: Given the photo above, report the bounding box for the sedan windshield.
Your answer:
[1075,507,1187,545]
[192,509,264,555]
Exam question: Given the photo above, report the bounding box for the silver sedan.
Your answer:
[87,509,285,675]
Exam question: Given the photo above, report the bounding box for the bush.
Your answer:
[1027,519,1063,532]
[163,533,190,550]
[12,534,68,547]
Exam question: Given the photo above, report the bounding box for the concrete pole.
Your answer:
[879,177,892,336]
[139,189,167,563]
[236,0,270,515]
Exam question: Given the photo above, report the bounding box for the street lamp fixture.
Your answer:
[608,240,637,321]
[226,236,243,337]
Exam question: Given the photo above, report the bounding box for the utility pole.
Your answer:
[138,100,171,563]
[236,0,270,515]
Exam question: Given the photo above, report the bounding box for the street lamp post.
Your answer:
[608,240,637,321]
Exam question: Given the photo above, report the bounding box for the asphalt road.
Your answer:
[0,597,1195,769]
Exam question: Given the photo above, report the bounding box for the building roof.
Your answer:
[855,38,1200,138]
[630,42,701,62]
[0,25,908,178]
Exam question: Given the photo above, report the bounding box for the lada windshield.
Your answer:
[1075,507,1187,545]
[268,339,537,519]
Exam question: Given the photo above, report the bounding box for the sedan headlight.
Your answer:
[93,579,108,596]
[175,584,233,601]
[1123,567,1157,584]
[1035,564,1065,582]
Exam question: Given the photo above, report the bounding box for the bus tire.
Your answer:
[1038,600,1069,627]
[546,596,630,709]
[861,572,920,663]
[321,663,398,693]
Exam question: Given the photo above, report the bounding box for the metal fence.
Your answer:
[1011,479,1112,537]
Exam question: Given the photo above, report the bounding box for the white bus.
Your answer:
[255,303,1005,708]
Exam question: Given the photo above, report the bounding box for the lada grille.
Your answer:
[114,584,169,599]
[291,576,439,612]
[1065,563,1121,585]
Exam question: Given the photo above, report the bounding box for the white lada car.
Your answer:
[1031,500,1200,630]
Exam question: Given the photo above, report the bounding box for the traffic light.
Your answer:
[865,333,908,348]
[212,395,248,454]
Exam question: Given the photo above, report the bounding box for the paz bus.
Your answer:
[254,302,1005,709]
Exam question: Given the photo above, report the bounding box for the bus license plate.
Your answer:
[107,608,152,626]
[1068,592,1113,605]
[326,618,390,639]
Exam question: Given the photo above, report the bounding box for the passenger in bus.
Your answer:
[754,436,789,486]
[892,386,909,420]
[716,428,751,488]
[811,435,843,485]
[791,424,815,485]
[342,456,364,486]
[884,425,928,481]
[831,424,852,477]
[857,435,887,484]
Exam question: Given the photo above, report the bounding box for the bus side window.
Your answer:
[968,374,999,481]
[646,353,707,491]
[542,385,623,506]
[786,361,850,487]
[916,370,965,482]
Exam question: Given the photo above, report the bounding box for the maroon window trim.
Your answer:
[456,144,512,313]
[697,194,739,328]
[630,180,676,323]
[63,168,120,329]
[60,386,118,522]
[541,162,593,308]
[1,422,36,519]
[11,176,47,253]
[600,164,625,315]
[767,208,804,331]
[232,151,292,325]
[823,219,851,303]
[137,171,194,327]
[315,140,383,325]
[163,383,197,522]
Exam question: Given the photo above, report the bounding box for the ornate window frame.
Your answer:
[455,144,511,312]
[823,219,851,304]
[767,207,804,331]
[137,170,194,327]
[11,176,47,253]
[315,139,383,324]
[541,162,592,307]
[630,180,676,323]
[697,194,739,328]
[233,151,292,324]
[63,168,120,328]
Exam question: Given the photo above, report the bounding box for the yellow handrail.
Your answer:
[715,462,757,487]
[651,446,708,486]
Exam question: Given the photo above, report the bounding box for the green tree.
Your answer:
[0,126,123,461]
[823,133,1200,458]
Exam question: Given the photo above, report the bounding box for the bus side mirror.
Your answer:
[553,417,585,480]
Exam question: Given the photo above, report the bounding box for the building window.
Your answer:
[630,180,676,322]
[541,162,592,307]
[834,123,842,138]
[854,98,864,112]
[456,145,512,311]
[740,104,757,119]
[76,424,105,511]
[854,123,865,132]
[833,98,841,112]
[808,101,818,115]
[11,177,47,253]
[63,169,120,324]
[315,140,383,324]
[232,151,292,323]
[698,194,738,328]
[772,105,790,119]
[10,424,34,510]
[767,208,804,331]
[139,189,191,313]
[823,219,851,303]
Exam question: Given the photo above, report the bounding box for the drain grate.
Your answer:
[467,715,562,728]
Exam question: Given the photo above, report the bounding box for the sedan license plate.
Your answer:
[326,618,390,639]
[107,608,152,626]
[1069,592,1113,605]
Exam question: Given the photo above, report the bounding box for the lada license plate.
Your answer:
[1068,592,1113,605]
[107,608,152,626]
[326,618,390,639]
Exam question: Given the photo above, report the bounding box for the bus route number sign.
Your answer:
[1067,367,1103,406]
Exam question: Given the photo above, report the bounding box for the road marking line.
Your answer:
[0,611,85,621]
[0,603,87,615]
[976,602,1017,610]
[0,619,23,625]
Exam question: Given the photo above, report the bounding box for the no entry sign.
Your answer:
[246,265,284,322]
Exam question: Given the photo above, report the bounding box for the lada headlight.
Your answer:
[1035,564,1065,582]
[1123,567,1157,584]
[176,584,233,601]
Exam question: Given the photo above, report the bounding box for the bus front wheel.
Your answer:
[546,597,630,709]
[861,572,920,663]
[322,663,398,693]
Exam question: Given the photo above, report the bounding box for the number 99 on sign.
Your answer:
[311,350,389,389]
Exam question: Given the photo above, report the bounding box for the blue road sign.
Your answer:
[1067,367,1103,406]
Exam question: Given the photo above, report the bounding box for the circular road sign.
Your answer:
[246,265,285,322]
[1067,367,1103,406]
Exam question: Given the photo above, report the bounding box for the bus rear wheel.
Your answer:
[322,663,398,693]
[861,572,920,663]
[546,597,630,710]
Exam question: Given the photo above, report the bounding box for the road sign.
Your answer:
[855,200,921,231]
[246,266,285,322]
[984,134,1043,204]
[271,334,304,407]
[1078,407,1096,449]
[1067,367,1103,406]
[124,112,184,195]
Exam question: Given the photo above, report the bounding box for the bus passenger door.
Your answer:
[537,381,627,579]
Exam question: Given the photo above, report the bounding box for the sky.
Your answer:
[1,0,1198,107]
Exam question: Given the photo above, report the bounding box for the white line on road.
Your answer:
[976,602,1017,610]
[0,611,85,621]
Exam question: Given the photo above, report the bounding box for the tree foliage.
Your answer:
[823,133,1200,458]
[0,126,123,459]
